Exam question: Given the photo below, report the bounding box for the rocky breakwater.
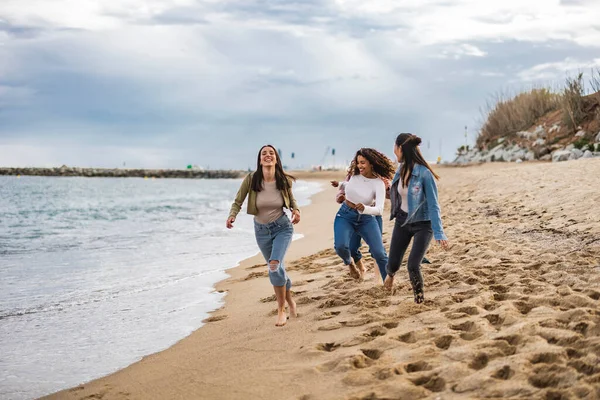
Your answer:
[0,166,245,179]
[454,124,600,164]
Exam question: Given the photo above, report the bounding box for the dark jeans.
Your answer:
[385,212,433,292]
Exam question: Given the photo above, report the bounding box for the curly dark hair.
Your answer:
[348,148,395,179]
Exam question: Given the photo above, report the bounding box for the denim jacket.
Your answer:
[389,163,447,241]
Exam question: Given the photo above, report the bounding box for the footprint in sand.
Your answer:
[396,331,418,344]
[450,320,483,341]
[434,335,454,350]
[404,361,432,373]
[528,364,579,389]
[410,373,446,392]
[244,271,268,280]
[318,322,343,331]
[492,365,515,380]
[204,315,227,322]
[316,342,340,352]
[315,311,341,321]
[468,352,489,370]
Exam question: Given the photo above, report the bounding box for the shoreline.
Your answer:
[41,172,346,400]
[41,163,600,400]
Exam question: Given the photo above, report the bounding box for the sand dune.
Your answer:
[43,160,600,400]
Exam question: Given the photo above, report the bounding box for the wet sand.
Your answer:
[43,161,600,400]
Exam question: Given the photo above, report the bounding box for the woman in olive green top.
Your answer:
[227,145,301,326]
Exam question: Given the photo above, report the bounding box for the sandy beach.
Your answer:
[43,161,600,400]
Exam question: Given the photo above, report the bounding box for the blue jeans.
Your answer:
[349,215,383,262]
[254,214,294,290]
[334,203,388,282]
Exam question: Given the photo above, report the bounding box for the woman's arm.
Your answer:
[227,174,252,222]
[287,178,301,224]
[422,170,447,241]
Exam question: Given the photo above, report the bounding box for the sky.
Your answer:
[1,0,600,170]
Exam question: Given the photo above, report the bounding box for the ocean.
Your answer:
[0,176,322,400]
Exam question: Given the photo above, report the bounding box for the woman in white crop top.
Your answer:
[333,148,395,281]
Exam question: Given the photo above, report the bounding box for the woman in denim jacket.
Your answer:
[226,145,301,326]
[383,133,450,303]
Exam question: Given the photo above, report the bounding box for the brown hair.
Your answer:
[395,133,440,187]
[251,145,296,192]
[349,148,395,179]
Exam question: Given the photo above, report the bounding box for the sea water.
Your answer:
[0,176,322,399]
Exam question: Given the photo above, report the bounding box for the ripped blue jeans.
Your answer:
[254,214,293,290]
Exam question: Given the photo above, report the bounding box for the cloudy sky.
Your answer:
[1,0,600,169]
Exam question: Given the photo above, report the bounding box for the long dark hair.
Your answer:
[349,148,395,179]
[251,145,296,192]
[396,133,440,187]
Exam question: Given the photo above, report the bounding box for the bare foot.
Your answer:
[383,275,394,292]
[288,299,298,318]
[348,262,360,280]
[356,259,366,280]
[275,308,287,327]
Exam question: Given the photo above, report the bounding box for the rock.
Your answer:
[518,131,536,139]
[541,154,552,161]
[525,151,536,161]
[575,130,586,137]
[498,137,506,143]
[571,148,584,159]
[533,138,546,147]
[552,150,572,162]
[596,131,600,142]
[534,125,547,138]
[549,124,560,134]
[583,150,593,158]
[516,159,523,163]
[565,144,575,151]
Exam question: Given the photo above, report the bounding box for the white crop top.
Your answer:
[342,175,385,216]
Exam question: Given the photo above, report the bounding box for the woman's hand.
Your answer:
[336,193,346,204]
[355,203,365,212]
[291,210,301,224]
[226,217,235,229]
[437,239,450,250]
[330,180,339,188]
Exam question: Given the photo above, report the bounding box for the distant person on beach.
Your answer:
[226,145,301,327]
[384,133,449,304]
[333,148,395,282]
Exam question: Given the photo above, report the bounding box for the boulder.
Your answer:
[583,150,593,159]
[534,125,546,137]
[575,130,586,137]
[541,154,552,161]
[570,148,584,159]
[552,150,572,162]
[533,138,546,147]
[525,151,536,161]
[565,144,575,151]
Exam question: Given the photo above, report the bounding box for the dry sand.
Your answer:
[43,161,600,400]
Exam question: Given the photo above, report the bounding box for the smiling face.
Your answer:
[260,146,277,167]
[356,155,373,176]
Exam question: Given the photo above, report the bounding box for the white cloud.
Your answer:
[518,57,600,81]
[2,0,600,167]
